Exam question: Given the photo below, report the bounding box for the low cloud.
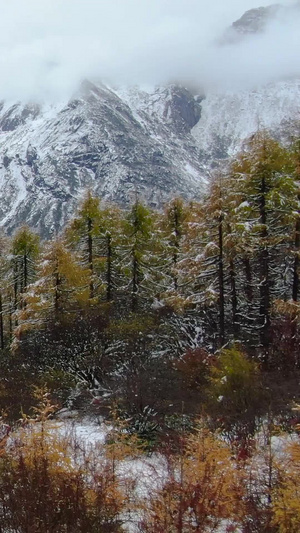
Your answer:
[0,0,297,102]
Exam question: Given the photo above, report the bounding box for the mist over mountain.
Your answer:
[0,0,297,101]
[0,1,299,235]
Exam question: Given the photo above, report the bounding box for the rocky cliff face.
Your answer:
[0,4,299,236]
[0,82,205,236]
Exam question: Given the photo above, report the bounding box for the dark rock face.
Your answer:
[26,145,38,167]
[160,86,202,134]
[224,1,300,43]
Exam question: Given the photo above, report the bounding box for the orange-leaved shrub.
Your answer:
[0,392,134,533]
[272,439,300,532]
[139,425,245,532]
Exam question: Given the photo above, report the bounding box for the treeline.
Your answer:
[0,130,299,426]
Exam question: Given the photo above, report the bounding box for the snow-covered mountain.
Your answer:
[0,3,299,236]
[0,82,205,236]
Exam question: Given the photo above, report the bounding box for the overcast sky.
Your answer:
[0,0,298,101]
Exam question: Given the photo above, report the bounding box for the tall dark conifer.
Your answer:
[124,199,153,313]
[230,132,297,360]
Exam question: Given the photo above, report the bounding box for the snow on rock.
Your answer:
[0,81,207,237]
[192,80,300,161]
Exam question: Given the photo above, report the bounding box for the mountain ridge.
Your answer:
[0,3,299,236]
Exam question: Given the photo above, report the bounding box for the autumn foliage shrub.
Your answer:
[272,440,300,532]
[269,303,300,371]
[0,432,130,532]
[0,348,40,420]
[207,347,266,443]
[174,347,215,391]
[0,394,132,533]
[0,395,300,532]
[139,426,245,532]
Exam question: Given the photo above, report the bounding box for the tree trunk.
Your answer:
[22,252,28,309]
[244,256,253,303]
[258,174,271,357]
[24,251,28,290]
[13,261,19,326]
[87,216,94,299]
[106,234,113,302]
[131,249,139,313]
[229,258,239,338]
[292,215,300,301]
[54,257,61,315]
[172,205,181,291]
[0,293,4,350]
[218,214,225,346]
[9,297,13,342]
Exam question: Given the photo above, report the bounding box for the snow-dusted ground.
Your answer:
[3,412,298,532]
[50,416,168,532]
[55,415,168,492]
[49,415,298,533]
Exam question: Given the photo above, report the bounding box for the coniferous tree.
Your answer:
[66,192,123,306]
[0,232,11,348]
[190,177,230,348]
[18,238,89,331]
[10,226,39,308]
[290,138,300,302]
[66,191,103,300]
[230,132,297,358]
[122,199,155,313]
[165,198,186,292]
[8,226,40,336]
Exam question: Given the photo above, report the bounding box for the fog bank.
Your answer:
[0,0,297,101]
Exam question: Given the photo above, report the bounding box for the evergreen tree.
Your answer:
[188,178,231,348]
[66,191,123,305]
[66,191,103,300]
[0,232,11,348]
[122,199,155,313]
[290,138,300,302]
[230,132,297,359]
[165,198,186,292]
[10,226,39,330]
[18,238,89,331]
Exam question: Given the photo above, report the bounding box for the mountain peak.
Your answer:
[219,3,281,45]
[221,2,300,44]
[232,4,280,35]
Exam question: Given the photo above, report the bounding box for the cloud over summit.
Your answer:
[0,0,297,102]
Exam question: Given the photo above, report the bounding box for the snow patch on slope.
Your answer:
[193,80,300,159]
